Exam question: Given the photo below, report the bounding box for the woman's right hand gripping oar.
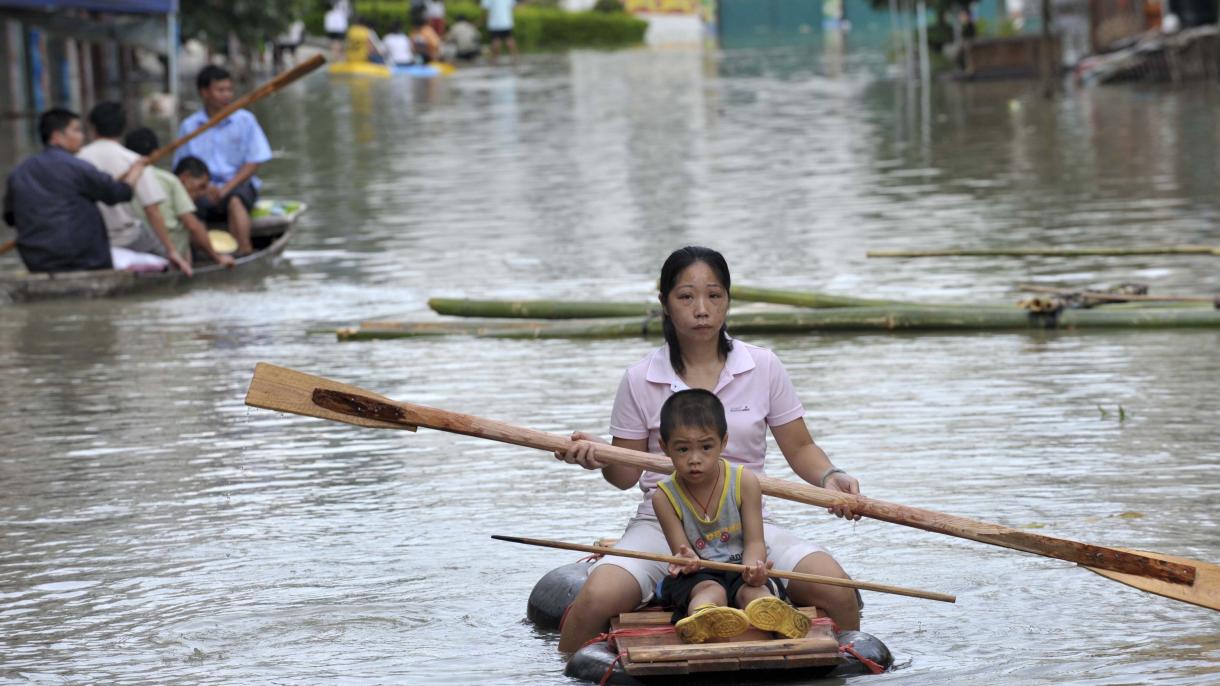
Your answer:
[554,431,609,470]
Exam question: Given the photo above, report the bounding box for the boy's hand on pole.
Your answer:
[668,545,701,576]
[742,558,773,587]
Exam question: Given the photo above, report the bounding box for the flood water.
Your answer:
[1,46,1218,685]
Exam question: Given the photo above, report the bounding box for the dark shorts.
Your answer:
[658,569,784,623]
[195,180,257,222]
[327,31,345,41]
[489,28,513,40]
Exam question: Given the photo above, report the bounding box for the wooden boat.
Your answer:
[0,199,304,303]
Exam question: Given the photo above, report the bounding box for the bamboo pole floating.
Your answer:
[1017,284,1219,306]
[334,305,1220,340]
[243,364,1220,611]
[0,55,326,259]
[428,297,657,319]
[491,535,956,603]
[869,246,1220,258]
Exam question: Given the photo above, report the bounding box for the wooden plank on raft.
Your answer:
[623,660,688,676]
[627,637,840,663]
[689,657,741,672]
[784,652,843,667]
[736,654,791,669]
[616,611,672,627]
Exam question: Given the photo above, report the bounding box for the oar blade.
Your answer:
[245,362,417,431]
[1084,548,1220,611]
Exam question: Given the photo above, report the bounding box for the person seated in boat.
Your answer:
[654,389,811,644]
[344,16,390,65]
[3,109,149,273]
[410,12,443,64]
[383,21,415,67]
[447,13,482,61]
[123,128,235,269]
[77,102,192,276]
[173,65,272,257]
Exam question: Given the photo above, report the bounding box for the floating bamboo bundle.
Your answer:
[336,306,1220,341]
[428,297,655,319]
[1017,284,1219,306]
[868,246,1220,258]
[731,285,920,309]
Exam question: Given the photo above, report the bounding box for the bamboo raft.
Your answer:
[0,200,304,303]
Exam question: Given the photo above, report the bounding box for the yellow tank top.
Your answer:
[345,25,371,62]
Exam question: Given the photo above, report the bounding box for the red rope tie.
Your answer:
[599,651,626,686]
[839,641,886,675]
[580,625,676,683]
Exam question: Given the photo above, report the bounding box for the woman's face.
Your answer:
[663,261,728,342]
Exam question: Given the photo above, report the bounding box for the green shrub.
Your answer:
[593,0,626,12]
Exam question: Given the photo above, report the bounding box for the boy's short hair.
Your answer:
[173,156,210,178]
[659,389,727,443]
[39,108,79,145]
[123,127,159,156]
[196,64,231,91]
[88,101,126,138]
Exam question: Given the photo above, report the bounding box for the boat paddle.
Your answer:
[0,54,327,258]
[491,534,955,603]
[244,363,1219,612]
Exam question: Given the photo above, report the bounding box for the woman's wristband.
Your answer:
[817,466,846,488]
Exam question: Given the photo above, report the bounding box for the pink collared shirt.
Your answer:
[610,339,806,517]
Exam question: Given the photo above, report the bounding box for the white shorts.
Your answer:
[590,515,828,605]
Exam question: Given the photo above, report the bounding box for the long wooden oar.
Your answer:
[0,54,326,258]
[244,363,1220,612]
[492,534,956,603]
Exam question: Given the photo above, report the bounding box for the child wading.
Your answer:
[654,389,811,643]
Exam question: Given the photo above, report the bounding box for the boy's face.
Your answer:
[51,119,85,153]
[178,172,210,200]
[661,425,726,487]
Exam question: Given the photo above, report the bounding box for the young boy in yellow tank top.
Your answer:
[653,389,811,644]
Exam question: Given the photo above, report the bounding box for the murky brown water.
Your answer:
[2,46,1218,684]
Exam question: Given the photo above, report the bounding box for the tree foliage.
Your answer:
[180,0,315,52]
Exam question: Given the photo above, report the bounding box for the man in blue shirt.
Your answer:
[173,65,272,255]
[4,109,147,273]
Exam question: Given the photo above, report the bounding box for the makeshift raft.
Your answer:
[0,199,304,303]
[529,559,892,685]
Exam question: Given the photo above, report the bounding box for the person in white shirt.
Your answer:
[383,21,415,66]
[447,13,482,60]
[76,102,191,275]
[324,3,349,58]
[481,0,517,61]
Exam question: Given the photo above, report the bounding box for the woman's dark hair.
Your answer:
[660,389,728,443]
[39,108,79,144]
[87,101,126,138]
[123,127,159,156]
[658,246,733,376]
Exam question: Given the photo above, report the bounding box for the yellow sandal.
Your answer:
[674,604,750,644]
[744,596,811,639]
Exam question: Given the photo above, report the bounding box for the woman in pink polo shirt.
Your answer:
[555,246,862,653]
